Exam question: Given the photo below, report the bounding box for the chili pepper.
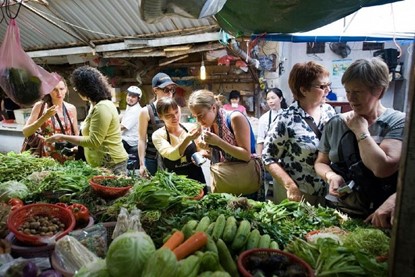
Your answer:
[8,198,23,207]
[68,203,90,224]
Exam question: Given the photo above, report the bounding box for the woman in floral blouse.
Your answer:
[23,78,78,163]
[262,61,336,206]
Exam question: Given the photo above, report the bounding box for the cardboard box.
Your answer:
[14,108,32,125]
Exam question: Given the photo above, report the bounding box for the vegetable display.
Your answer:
[0,153,390,276]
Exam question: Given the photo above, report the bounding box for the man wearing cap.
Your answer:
[138,72,176,177]
[120,86,142,164]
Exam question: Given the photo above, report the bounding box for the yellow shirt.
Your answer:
[80,100,128,167]
[152,122,197,162]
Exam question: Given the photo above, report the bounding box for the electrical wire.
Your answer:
[389,3,402,58]
[2,0,22,20]
[16,0,117,37]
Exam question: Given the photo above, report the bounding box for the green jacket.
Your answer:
[80,100,128,168]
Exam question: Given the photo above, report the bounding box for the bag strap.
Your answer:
[147,103,156,125]
[37,102,46,120]
[53,104,75,135]
[304,117,321,140]
[226,111,256,154]
[166,123,188,143]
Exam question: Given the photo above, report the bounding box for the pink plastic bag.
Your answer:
[0,19,60,107]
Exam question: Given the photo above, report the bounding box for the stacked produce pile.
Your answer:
[0,152,390,276]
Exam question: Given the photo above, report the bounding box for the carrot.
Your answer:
[162,230,185,251]
[173,231,208,260]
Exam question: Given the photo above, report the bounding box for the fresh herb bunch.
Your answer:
[0,152,58,183]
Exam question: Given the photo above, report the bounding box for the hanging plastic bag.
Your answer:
[0,19,60,107]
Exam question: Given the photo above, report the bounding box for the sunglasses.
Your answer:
[313,82,332,90]
[159,87,176,94]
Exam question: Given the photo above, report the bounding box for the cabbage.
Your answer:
[0,181,29,201]
[105,231,155,277]
[74,259,110,277]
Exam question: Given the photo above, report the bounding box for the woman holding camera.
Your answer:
[315,57,405,218]
[23,78,78,163]
[152,98,207,192]
[46,66,128,175]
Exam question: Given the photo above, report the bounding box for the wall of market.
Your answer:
[270,40,412,112]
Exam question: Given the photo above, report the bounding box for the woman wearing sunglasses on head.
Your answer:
[262,61,336,206]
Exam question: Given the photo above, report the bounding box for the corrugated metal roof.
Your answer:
[0,0,220,54]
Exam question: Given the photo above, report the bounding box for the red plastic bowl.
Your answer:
[192,189,205,200]
[7,203,76,246]
[89,176,132,199]
[237,248,315,277]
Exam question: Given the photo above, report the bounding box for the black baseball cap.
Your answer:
[152,73,176,88]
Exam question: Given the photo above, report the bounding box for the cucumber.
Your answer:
[205,236,219,255]
[182,220,198,239]
[196,216,211,232]
[177,255,200,277]
[212,214,226,241]
[222,216,237,243]
[269,240,280,249]
[206,222,216,236]
[199,251,220,272]
[231,220,251,251]
[258,234,271,248]
[216,239,238,277]
[245,229,261,250]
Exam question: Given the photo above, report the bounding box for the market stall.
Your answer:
[0,152,392,276]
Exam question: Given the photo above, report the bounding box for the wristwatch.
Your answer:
[358,132,370,142]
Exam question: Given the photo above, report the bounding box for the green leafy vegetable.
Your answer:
[0,180,29,201]
[106,231,156,277]
[343,227,390,257]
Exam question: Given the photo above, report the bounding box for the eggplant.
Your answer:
[23,261,39,277]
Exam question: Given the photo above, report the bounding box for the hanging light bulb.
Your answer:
[200,58,206,80]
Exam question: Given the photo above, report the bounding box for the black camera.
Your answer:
[54,141,74,150]
[61,147,75,156]
[54,142,76,156]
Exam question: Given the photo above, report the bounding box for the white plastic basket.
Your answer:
[13,108,32,125]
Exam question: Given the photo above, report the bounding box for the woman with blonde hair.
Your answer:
[188,89,263,200]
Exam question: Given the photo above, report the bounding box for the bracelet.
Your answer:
[358,132,370,142]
